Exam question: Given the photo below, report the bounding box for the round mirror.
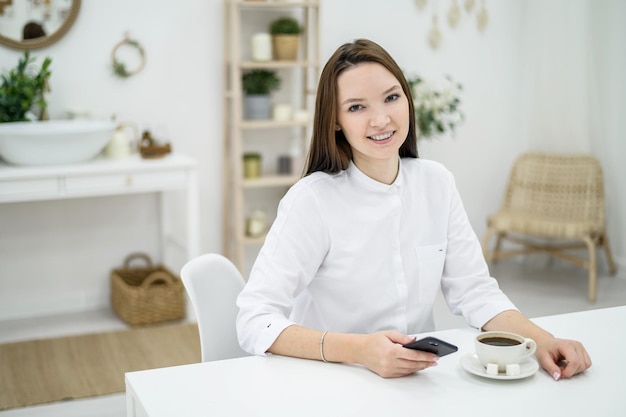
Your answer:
[0,0,81,50]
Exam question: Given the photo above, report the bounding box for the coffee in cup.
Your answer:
[475,331,537,372]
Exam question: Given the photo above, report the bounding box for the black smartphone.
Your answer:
[403,336,458,357]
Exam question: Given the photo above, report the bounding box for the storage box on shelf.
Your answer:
[223,0,320,274]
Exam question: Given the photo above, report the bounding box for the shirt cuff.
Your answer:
[253,316,296,356]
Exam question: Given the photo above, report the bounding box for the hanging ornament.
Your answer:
[111,33,146,78]
[428,15,443,50]
[416,0,428,11]
[477,0,489,32]
[447,0,461,28]
[464,0,476,13]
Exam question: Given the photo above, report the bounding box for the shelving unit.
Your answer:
[222,0,320,274]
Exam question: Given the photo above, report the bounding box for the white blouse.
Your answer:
[236,158,517,355]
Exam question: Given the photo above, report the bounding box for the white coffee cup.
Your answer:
[475,331,537,372]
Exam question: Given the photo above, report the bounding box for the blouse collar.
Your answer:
[346,159,404,192]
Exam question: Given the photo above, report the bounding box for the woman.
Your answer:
[236,38,591,379]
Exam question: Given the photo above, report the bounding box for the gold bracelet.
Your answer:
[320,330,329,362]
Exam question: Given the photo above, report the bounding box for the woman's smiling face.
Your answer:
[336,62,410,180]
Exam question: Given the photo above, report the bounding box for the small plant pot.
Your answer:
[272,35,299,60]
[244,95,271,120]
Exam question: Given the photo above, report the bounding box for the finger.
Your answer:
[375,357,433,378]
[553,343,592,379]
[397,354,439,373]
[393,359,437,376]
[541,359,563,381]
[562,346,592,378]
[387,332,416,346]
[394,347,438,366]
[535,348,564,380]
[398,347,439,363]
[561,359,584,378]
[583,348,593,368]
[398,355,438,367]
[571,344,587,367]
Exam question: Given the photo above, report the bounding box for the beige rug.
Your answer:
[0,322,200,410]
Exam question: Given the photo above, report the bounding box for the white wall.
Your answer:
[588,0,626,272]
[0,0,623,321]
[320,0,528,240]
[0,0,223,320]
[320,0,625,270]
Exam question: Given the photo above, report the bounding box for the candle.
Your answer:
[251,33,272,62]
[293,109,309,122]
[246,210,267,237]
[243,153,262,178]
[273,103,293,122]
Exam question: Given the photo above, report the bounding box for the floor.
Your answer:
[1,257,625,416]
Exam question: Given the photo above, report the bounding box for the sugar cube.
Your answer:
[486,363,499,375]
[506,363,521,376]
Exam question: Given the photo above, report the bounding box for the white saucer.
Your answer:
[460,353,539,380]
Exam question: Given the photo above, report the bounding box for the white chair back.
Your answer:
[180,253,248,362]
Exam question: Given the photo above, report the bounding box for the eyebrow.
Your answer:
[340,85,402,105]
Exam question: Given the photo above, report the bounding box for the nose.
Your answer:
[369,107,390,127]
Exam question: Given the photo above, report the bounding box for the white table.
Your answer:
[125,306,625,417]
[0,154,199,263]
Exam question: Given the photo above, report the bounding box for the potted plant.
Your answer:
[406,74,464,139]
[0,51,52,122]
[242,69,280,120]
[269,17,303,61]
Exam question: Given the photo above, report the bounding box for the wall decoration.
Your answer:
[0,0,81,50]
[415,0,489,50]
[464,0,475,13]
[427,16,442,49]
[415,0,428,11]
[476,0,489,32]
[447,0,461,28]
[111,33,146,78]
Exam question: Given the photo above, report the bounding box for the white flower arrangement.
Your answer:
[406,74,464,139]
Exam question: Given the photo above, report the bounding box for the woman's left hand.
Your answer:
[535,337,592,380]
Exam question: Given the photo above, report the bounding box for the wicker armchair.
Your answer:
[482,152,616,302]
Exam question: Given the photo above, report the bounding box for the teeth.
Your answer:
[369,132,393,141]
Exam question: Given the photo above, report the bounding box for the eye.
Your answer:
[348,104,363,112]
[386,93,400,102]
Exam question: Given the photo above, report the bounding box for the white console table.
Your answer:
[0,153,199,268]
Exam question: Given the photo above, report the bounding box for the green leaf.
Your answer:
[0,51,52,122]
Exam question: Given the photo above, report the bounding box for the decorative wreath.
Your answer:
[111,35,146,78]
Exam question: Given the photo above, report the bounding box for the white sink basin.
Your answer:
[0,120,116,165]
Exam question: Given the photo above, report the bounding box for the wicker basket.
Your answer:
[111,252,185,326]
[272,35,299,60]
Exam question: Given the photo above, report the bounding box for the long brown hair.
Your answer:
[305,39,418,175]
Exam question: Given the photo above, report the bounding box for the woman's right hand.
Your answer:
[268,326,438,378]
[354,331,439,378]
